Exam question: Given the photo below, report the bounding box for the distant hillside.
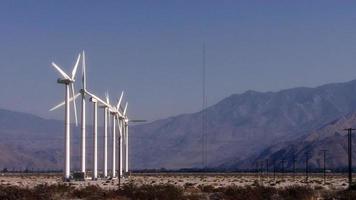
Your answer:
[0,109,95,170]
[225,112,356,170]
[3,79,356,170]
[0,109,63,170]
[130,79,356,169]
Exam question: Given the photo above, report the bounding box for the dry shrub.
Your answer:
[278,186,314,200]
[71,185,115,200]
[198,185,215,193]
[214,185,315,200]
[322,189,356,200]
[219,185,277,200]
[33,184,73,199]
[0,184,74,200]
[0,182,323,200]
[0,185,29,200]
[120,182,184,200]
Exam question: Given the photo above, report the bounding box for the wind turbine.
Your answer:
[120,102,146,176]
[117,117,123,177]
[82,89,111,180]
[110,108,117,178]
[109,92,124,178]
[123,103,129,174]
[82,87,112,180]
[90,96,98,180]
[80,51,86,175]
[80,90,111,180]
[99,92,111,178]
[51,52,113,180]
[80,51,113,178]
[115,92,124,177]
[50,53,81,181]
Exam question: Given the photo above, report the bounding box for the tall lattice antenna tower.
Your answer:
[202,44,208,169]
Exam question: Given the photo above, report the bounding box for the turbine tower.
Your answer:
[115,92,124,177]
[110,92,124,177]
[81,51,87,175]
[119,102,146,176]
[83,91,112,179]
[50,53,81,181]
[123,102,129,174]
[118,117,124,177]
[90,97,98,180]
[99,92,111,178]
[111,111,117,178]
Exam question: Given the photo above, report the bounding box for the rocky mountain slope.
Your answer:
[225,112,356,170]
[130,79,356,169]
[3,79,356,170]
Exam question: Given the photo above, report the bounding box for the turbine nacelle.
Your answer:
[50,53,82,126]
[57,78,74,84]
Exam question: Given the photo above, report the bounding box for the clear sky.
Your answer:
[1,1,356,122]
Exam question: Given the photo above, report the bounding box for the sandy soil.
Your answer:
[0,173,350,190]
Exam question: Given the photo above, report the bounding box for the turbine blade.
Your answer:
[82,51,87,90]
[71,53,81,80]
[50,93,81,111]
[49,101,65,111]
[105,91,110,104]
[85,90,110,108]
[51,62,70,79]
[123,102,128,116]
[129,120,147,123]
[116,91,124,109]
[117,118,123,136]
[71,84,78,126]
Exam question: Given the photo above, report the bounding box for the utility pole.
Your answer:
[320,149,327,184]
[293,154,296,181]
[255,162,260,181]
[281,159,285,174]
[305,152,309,183]
[344,128,355,189]
[266,159,269,180]
[278,158,284,181]
[261,161,264,181]
[273,162,276,181]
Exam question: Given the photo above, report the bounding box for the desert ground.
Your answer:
[1,172,356,199]
[0,172,350,190]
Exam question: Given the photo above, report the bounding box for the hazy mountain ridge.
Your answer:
[225,112,356,170]
[130,79,356,169]
[3,80,356,170]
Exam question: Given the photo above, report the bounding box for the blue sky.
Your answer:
[1,1,356,122]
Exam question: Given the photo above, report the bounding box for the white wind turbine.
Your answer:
[80,66,112,180]
[122,102,129,175]
[115,92,125,177]
[51,52,113,180]
[80,83,111,180]
[99,92,111,178]
[80,51,86,174]
[109,92,124,178]
[120,102,146,176]
[90,96,98,180]
[50,53,81,181]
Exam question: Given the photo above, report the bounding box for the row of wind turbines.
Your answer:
[50,51,144,181]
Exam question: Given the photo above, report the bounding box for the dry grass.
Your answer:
[1,180,356,200]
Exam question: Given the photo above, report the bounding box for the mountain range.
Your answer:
[2,79,356,170]
[130,79,356,169]
[226,112,356,170]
